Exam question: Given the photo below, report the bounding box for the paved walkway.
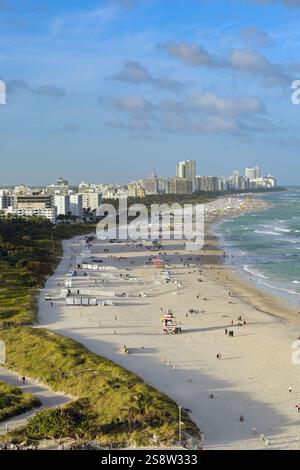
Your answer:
[0,366,72,435]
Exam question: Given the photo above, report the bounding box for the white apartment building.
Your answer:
[79,192,102,212]
[0,191,13,210]
[176,160,196,180]
[250,175,277,189]
[7,207,57,223]
[69,194,83,218]
[245,166,262,181]
[53,195,70,216]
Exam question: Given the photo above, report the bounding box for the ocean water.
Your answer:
[215,190,300,306]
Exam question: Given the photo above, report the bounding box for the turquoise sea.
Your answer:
[215,190,300,306]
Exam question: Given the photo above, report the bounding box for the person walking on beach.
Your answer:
[50,302,53,308]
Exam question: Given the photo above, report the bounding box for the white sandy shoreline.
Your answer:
[35,196,300,450]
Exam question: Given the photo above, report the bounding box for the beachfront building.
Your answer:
[176,160,196,180]
[8,190,57,222]
[217,177,229,192]
[79,191,102,212]
[7,207,57,223]
[45,178,69,196]
[249,175,277,189]
[14,193,53,210]
[245,166,262,181]
[245,166,276,189]
[166,177,193,195]
[69,194,83,218]
[0,190,13,209]
[196,176,220,192]
[53,195,70,216]
[196,175,232,192]
[227,171,250,191]
[142,170,159,195]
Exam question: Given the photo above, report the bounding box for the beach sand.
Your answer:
[37,212,300,450]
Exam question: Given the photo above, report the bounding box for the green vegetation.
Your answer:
[0,218,95,327]
[0,380,40,422]
[0,328,198,446]
[104,192,216,209]
[104,187,285,210]
[0,217,200,446]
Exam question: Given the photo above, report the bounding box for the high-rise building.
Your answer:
[176,160,196,181]
[176,162,185,179]
[79,192,102,212]
[196,176,219,192]
[14,193,53,210]
[166,178,193,195]
[142,171,159,195]
[56,177,69,187]
[11,191,56,222]
[0,190,13,210]
[142,178,159,195]
[69,194,83,218]
[53,195,70,216]
[245,166,262,181]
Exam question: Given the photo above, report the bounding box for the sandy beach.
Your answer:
[37,198,300,450]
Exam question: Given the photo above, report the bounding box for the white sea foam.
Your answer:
[254,230,280,236]
[278,238,298,244]
[274,227,291,233]
[243,265,269,279]
[258,282,300,298]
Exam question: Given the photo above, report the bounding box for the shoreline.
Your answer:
[208,194,300,320]
[36,202,300,449]
[206,196,300,325]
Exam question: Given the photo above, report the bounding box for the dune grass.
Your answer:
[0,218,200,447]
[0,380,41,422]
[0,327,199,446]
[0,219,95,327]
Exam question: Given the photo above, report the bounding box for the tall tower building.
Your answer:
[176,162,185,178]
[245,166,262,180]
[176,160,196,180]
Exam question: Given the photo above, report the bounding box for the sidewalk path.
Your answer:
[0,366,72,435]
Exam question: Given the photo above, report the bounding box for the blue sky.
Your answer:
[1,0,300,185]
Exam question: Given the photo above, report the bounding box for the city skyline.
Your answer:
[0,162,275,187]
[1,0,300,185]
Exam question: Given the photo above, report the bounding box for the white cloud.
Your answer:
[159,42,214,66]
[110,95,153,112]
[104,91,271,137]
[160,41,290,87]
[112,60,184,92]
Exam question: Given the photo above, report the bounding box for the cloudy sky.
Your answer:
[1,0,300,185]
